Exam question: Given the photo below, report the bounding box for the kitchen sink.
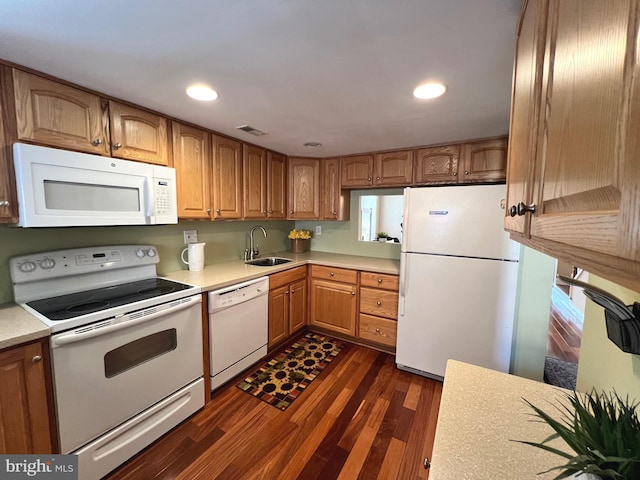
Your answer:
[245,257,293,266]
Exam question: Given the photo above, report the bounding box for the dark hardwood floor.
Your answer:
[106,342,442,480]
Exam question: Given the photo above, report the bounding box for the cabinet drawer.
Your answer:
[269,266,307,290]
[359,287,398,319]
[359,314,397,347]
[360,272,399,291]
[310,265,358,284]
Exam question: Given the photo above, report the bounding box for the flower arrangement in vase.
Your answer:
[288,229,311,253]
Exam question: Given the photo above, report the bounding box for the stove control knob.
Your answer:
[40,258,56,269]
[19,261,37,273]
[135,248,146,258]
[147,248,157,257]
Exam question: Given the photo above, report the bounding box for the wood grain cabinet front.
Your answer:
[505,0,640,293]
[341,151,412,188]
[266,152,287,219]
[268,266,308,348]
[414,145,460,185]
[243,144,268,219]
[11,69,109,155]
[287,158,320,219]
[0,339,56,454]
[309,265,358,337]
[172,122,212,219]
[212,135,243,219]
[108,101,170,166]
[459,137,508,183]
[357,272,399,350]
[320,158,349,221]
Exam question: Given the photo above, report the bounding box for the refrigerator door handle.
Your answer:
[399,252,408,316]
[401,187,410,252]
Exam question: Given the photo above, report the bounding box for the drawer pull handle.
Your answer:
[375,328,381,333]
[32,355,42,363]
[377,301,382,306]
[377,278,382,284]
[352,291,356,296]
[330,272,334,277]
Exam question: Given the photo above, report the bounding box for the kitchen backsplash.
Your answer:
[0,220,293,305]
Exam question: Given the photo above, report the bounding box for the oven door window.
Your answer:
[104,329,177,378]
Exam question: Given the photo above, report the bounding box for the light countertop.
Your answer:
[430,360,572,479]
[0,251,399,349]
[161,250,400,292]
[0,303,49,350]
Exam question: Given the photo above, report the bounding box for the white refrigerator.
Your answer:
[396,184,520,380]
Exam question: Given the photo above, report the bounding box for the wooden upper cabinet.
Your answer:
[172,122,211,219]
[0,68,19,223]
[243,144,267,219]
[0,340,54,454]
[374,150,412,186]
[504,0,547,235]
[12,69,109,155]
[414,145,460,185]
[320,158,349,220]
[109,101,170,165]
[266,152,287,219]
[288,157,319,219]
[212,135,243,219]
[460,137,508,183]
[341,154,373,187]
[530,0,636,261]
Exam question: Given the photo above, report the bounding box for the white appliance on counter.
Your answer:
[11,245,203,480]
[209,277,269,391]
[396,185,520,380]
[13,142,177,227]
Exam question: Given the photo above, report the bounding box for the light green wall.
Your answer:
[0,220,293,304]
[295,189,402,260]
[577,275,640,400]
[510,246,556,381]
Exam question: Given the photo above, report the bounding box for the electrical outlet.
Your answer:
[183,230,198,244]
[315,225,321,235]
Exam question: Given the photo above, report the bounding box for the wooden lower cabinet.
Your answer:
[268,267,307,348]
[309,266,358,336]
[357,272,399,350]
[0,339,55,454]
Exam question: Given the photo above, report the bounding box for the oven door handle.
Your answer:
[51,295,202,347]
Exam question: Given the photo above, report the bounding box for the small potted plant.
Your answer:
[517,389,640,479]
[288,229,311,253]
[376,231,388,242]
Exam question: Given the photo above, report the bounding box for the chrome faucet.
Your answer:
[247,225,267,261]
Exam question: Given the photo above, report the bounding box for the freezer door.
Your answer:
[397,252,518,378]
[403,185,519,261]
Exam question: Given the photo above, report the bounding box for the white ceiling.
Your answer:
[0,0,522,157]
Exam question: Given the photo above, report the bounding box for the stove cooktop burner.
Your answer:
[26,278,193,321]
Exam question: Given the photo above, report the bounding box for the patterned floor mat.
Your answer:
[237,332,345,410]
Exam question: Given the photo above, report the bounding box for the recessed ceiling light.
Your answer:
[303,141,322,148]
[186,84,219,101]
[413,82,446,99]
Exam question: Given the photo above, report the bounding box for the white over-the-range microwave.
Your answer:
[12,143,178,227]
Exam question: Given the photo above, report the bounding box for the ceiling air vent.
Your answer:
[236,125,268,136]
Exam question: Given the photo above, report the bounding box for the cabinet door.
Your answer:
[341,154,373,188]
[310,279,357,336]
[0,341,53,454]
[0,69,19,223]
[288,158,320,219]
[504,0,548,234]
[212,136,243,219]
[413,145,460,185]
[268,286,289,347]
[460,138,508,183]
[243,145,267,219]
[531,0,637,261]
[109,101,170,165]
[12,69,109,155]
[172,122,211,219]
[267,152,287,219]
[289,279,307,334]
[320,157,349,220]
[374,150,412,186]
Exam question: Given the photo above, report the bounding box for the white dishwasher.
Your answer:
[209,276,269,391]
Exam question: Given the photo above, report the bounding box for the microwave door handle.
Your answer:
[144,178,153,219]
[51,295,201,347]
